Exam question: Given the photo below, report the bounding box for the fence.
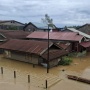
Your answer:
[0,67,61,89]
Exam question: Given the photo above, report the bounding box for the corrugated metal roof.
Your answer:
[57,43,71,49]
[80,41,90,48]
[67,28,90,39]
[27,31,83,42]
[0,39,53,55]
[41,50,69,60]
[0,30,30,39]
[0,39,69,61]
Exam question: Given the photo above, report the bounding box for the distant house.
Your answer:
[0,20,25,30]
[0,39,69,68]
[0,30,31,53]
[0,30,30,41]
[78,24,90,35]
[23,22,59,32]
[26,31,86,52]
[23,22,51,32]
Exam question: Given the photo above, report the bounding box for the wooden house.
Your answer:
[0,20,25,30]
[26,31,86,52]
[23,22,52,32]
[0,39,69,68]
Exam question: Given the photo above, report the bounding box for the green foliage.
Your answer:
[41,14,56,29]
[58,56,72,65]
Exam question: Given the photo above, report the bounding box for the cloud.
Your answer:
[0,0,90,27]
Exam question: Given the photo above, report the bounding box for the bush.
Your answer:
[58,56,72,65]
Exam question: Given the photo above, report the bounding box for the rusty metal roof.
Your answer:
[80,41,90,48]
[41,50,69,61]
[57,43,71,49]
[0,30,30,39]
[0,39,53,55]
[0,39,69,61]
[27,31,83,42]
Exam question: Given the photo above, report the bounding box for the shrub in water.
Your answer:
[58,56,72,65]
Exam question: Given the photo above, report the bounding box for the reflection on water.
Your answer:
[0,53,90,90]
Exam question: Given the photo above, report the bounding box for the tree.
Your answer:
[41,14,56,29]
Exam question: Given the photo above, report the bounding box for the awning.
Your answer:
[80,41,90,48]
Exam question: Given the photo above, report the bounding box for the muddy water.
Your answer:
[0,53,90,90]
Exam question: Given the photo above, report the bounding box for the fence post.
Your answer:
[45,80,48,89]
[33,64,35,68]
[14,71,16,78]
[28,75,30,83]
[1,67,3,74]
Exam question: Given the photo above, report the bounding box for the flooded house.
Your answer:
[0,39,69,68]
[26,31,86,52]
[0,20,25,30]
[61,28,90,52]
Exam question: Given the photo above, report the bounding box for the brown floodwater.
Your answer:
[0,53,90,90]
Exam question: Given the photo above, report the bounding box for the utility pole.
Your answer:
[47,25,49,73]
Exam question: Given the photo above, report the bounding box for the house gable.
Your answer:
[24,22,38,31]
[78,24,90,34]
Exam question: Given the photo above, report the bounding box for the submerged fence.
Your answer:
[0,67,61,89]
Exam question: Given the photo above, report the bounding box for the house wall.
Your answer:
[3,50,60,68]
[66,44,72,52]
[49,59,58,68]
[4,50,39,64]
[24,24,37,31]
[71,42,79,52]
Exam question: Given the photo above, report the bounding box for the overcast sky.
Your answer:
[0,0,90,27]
